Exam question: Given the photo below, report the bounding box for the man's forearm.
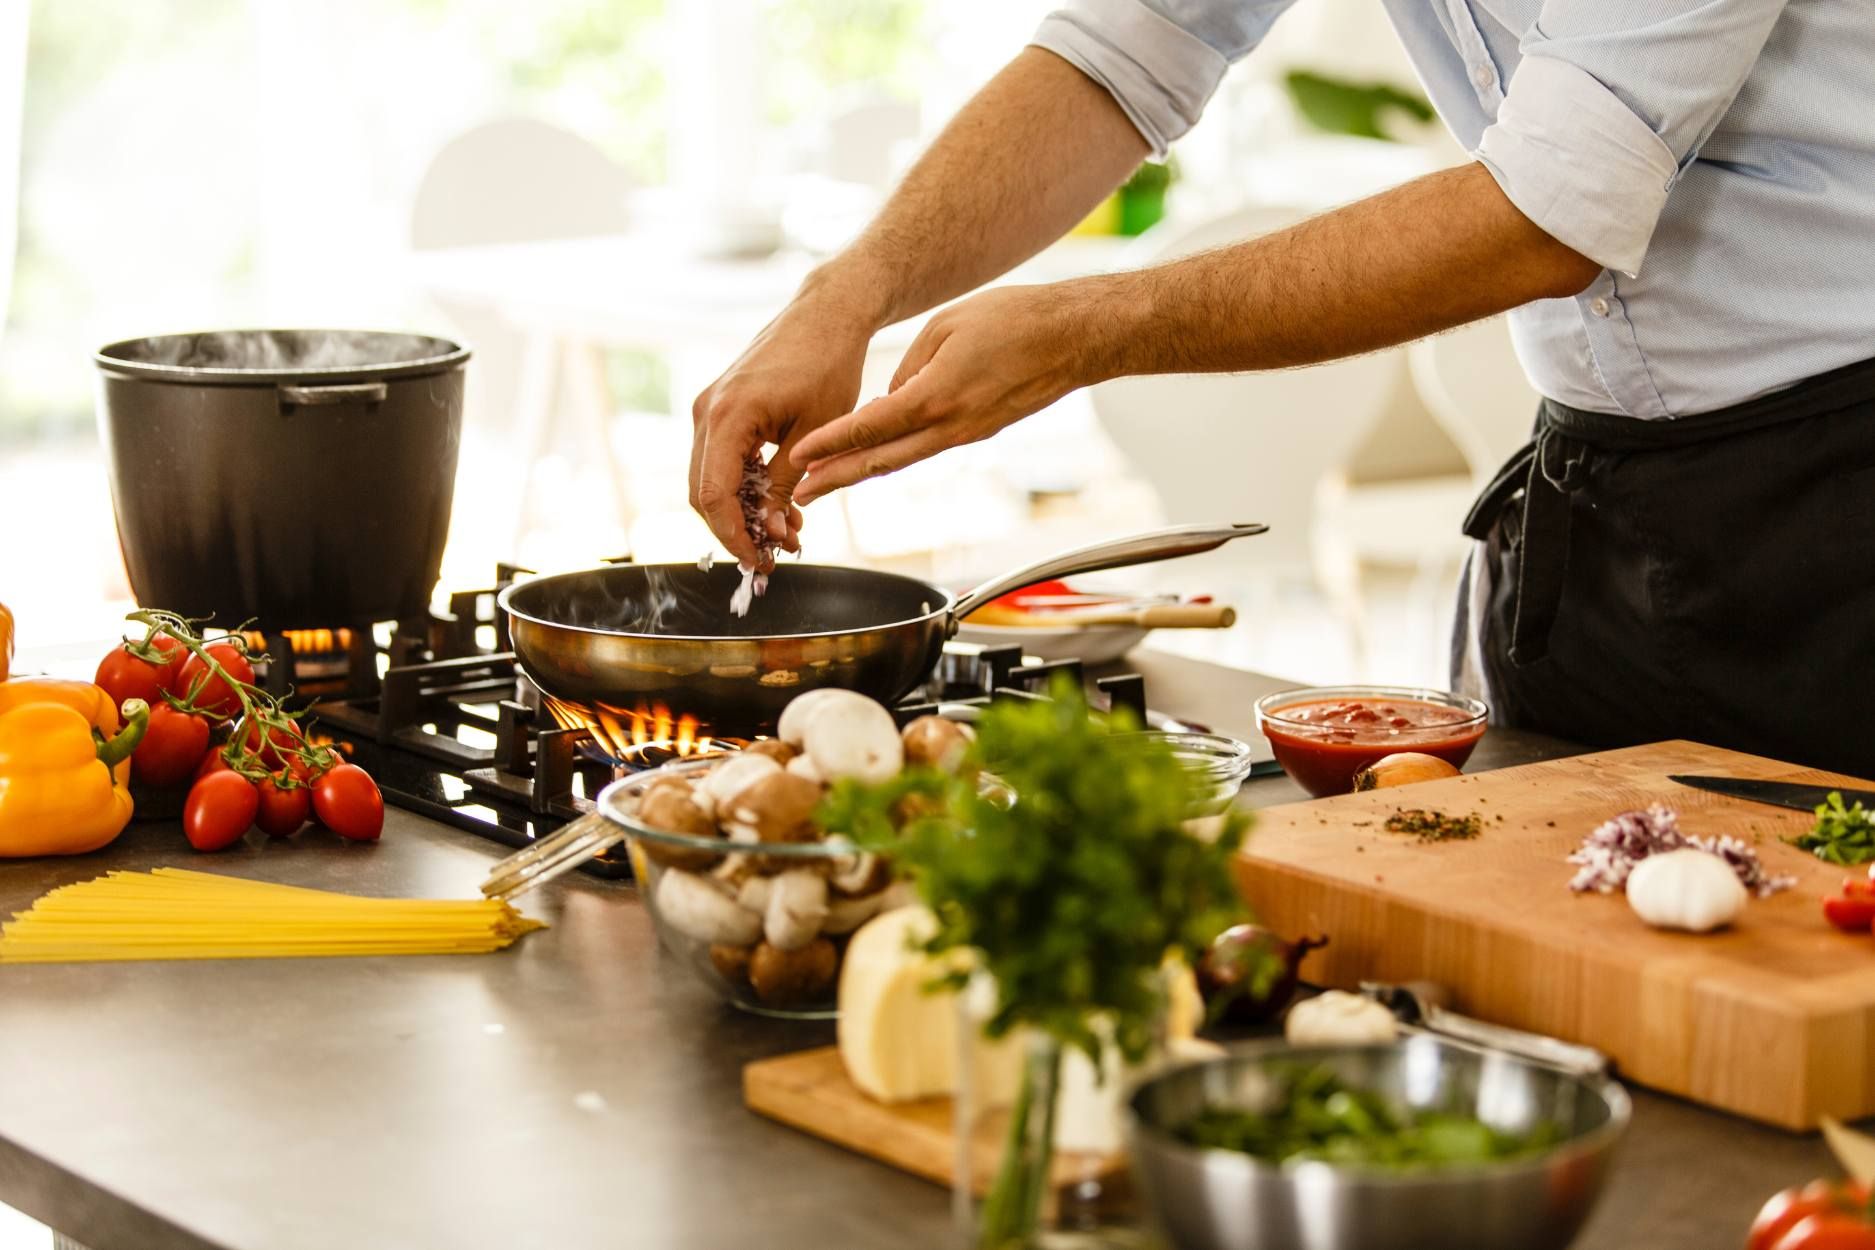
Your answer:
[806,47,1150,332]
[1089,162,1601,379]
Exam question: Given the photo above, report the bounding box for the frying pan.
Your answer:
[499,522,1265,733]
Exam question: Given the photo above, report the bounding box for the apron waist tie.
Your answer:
[1462,423,1594,665]
[1462,353,1875,669]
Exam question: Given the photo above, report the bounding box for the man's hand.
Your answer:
[791,284,1108,505]
[689,290,874,567]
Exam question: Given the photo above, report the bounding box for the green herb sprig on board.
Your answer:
[817,678,1254,1068]
[1789,791,1875,866]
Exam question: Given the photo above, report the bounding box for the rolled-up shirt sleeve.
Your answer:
[1030,0,1299,158]
[1476,0,1791,277]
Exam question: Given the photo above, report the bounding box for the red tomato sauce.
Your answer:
[1261,698,1485,797]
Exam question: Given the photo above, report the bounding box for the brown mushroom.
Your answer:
[722,771,823,842]
[901,715,974,774]
[748,937,838,1006]
[709,943,753,984]
[743,739,798,765]
[635,785,724,870]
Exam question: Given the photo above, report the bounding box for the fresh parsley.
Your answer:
[818,679,1252,1068]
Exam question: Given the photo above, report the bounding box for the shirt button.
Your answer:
[1471,63,1494,89]
[1589,297,1611,317]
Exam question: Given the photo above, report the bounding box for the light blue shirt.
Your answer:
[1032,0,1875,418]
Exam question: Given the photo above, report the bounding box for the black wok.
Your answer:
[499,523,1265,733]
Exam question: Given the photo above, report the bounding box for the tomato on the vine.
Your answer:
[131,704,210,787]
[311,763,383,841]
[1773,1216,1875,1250]
[175,642,255,721]
[195,746,234,782]
[1752,1181,1874,1250]
[255,776,311,838]
[183,771,259,851]
[95,635,185,709]
[236,714,308,770]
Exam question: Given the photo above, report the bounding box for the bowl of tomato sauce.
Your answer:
[1255,685,1487,798]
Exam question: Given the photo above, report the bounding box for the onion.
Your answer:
[1352,752,1461,791]
[1196,924,1329,1025]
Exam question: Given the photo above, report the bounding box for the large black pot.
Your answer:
[95,330,469,628]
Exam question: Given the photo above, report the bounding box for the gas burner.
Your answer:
[300,563,1200,880]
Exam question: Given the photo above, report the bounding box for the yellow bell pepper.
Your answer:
[0,601,13,681]
[0,679,148,857]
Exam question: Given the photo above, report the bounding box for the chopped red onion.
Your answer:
[728,453,779,618]
[1567,804,1794,898]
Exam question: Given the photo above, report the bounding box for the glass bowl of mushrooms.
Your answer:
[597,691,974,1019]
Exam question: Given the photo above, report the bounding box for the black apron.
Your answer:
[1455,354,1875,778]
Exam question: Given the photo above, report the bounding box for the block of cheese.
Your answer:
[836,906,1021,1105]
[1055,961,1208,1155]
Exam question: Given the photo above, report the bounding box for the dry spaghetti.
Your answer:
[0,868,544,963]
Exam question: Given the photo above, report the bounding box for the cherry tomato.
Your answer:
[95,635,185,709]
[175,642,256,721]
[311,763,384,841]
[130,704,211,787]
[195,746,234,782]
[255,776,311,838]
[1822,893,1875,933]
[236,714,307,769]
[1773,1215,1875,1250]
[183,771,259,852]
[1752,1181,1872,1250]
[1844,879,1875,899]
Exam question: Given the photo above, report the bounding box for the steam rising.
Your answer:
[103,330,460,374]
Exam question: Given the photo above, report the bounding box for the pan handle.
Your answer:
[949,522,1267,623]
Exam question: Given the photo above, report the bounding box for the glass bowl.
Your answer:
[1114,731,1256,814]
[1254,685,1487,798]
[597,758,909,1020]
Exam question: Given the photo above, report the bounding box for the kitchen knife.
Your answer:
[1669,775,1875,812]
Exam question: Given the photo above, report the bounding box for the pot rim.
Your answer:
[94,328,470,386]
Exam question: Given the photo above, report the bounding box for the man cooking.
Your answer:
[688,1,1875,775]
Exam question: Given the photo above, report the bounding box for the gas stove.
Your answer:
[285,566,1212,879]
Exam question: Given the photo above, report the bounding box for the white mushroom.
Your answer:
[736,874,775,914]
[823,890,891,935]
[786,753,826,786]
[829,850,891,897]
[804,700,904,784]
[764,870,830,951]
[712,854,757,890]
[697,752,783,817]
[656,869,763,946]
[778,689,880,748]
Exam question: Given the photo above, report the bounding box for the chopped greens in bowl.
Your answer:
[1174,1063,1564,1170]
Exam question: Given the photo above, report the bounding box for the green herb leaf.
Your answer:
[822,679,1250,1068]
[1789,791,1875,866]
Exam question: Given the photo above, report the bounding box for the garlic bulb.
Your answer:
[1624,848,1746,933]
[1283,990,1399,1046]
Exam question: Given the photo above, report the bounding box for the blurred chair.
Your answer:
[1311,314,1539,674]
[410,117,639,552]
[1086,205,1402,657]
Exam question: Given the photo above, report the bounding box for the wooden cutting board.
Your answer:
[743,1046,1123,1204]
[1234,739,1875,1129]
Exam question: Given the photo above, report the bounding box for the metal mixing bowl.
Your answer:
[1126,1036,1629,1250]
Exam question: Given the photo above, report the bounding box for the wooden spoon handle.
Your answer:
[1065,604,1237,629]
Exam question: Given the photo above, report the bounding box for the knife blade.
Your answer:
[1668,775,1875,812]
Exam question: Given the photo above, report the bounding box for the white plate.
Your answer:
[953,622,1147,665]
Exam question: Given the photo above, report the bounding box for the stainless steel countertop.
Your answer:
[0,650,1838,1250]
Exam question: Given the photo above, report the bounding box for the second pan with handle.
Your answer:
[498,521,1266,734]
